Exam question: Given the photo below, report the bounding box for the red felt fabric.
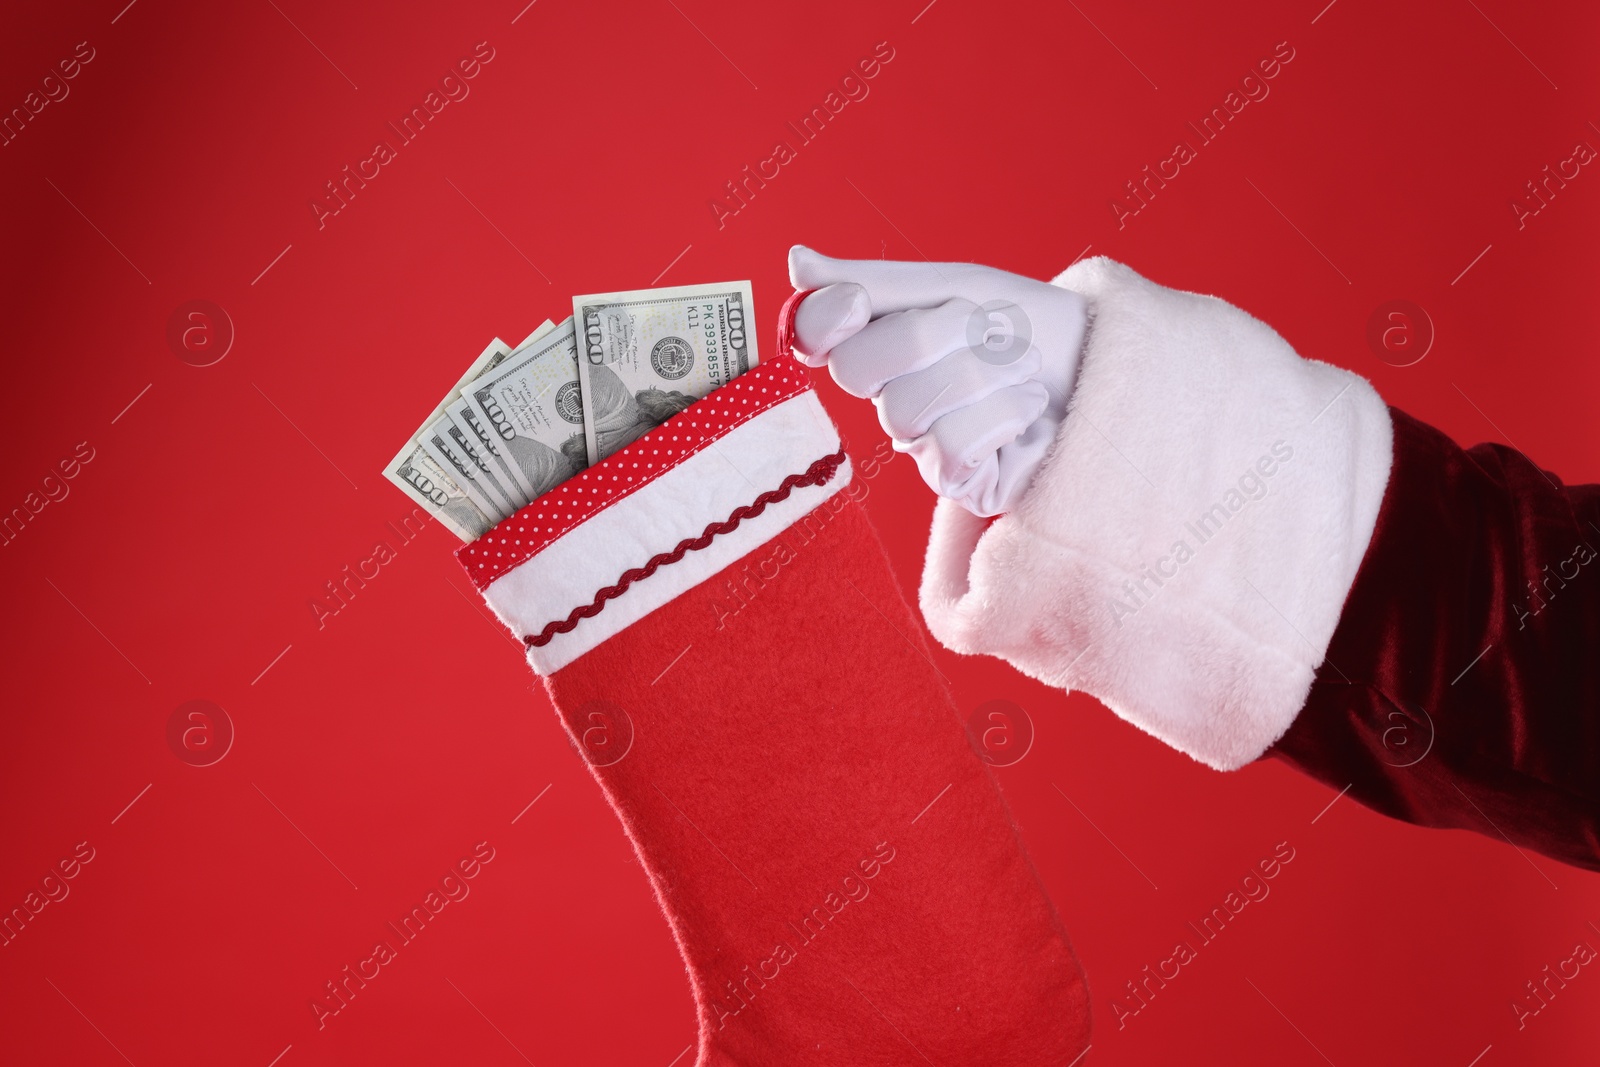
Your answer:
[1266,407,1600,871]
[530,485,1090,1064]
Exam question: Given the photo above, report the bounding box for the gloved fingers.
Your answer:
[826,297,981,398]
[789,245,974,316]
[943,415,1061,517]
[791,283,870,366]
[875,343,1042,440]
[964,299,1038,370]
[900,382,1049,490]
[928,449,1001,515]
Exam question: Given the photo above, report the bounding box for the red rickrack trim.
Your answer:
[522,446,848,649]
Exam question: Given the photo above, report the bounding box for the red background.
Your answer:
[3,0,1598,1063]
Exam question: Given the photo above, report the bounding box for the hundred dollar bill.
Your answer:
[444,321,558,506]
[385,332,562,542]
[420,412,515,521]
[445,397,528,508]
[572,281,757,464]
[419,338,525,518]
[384,336,521,542]
[383,439,495,542]
[463,317,592,503]
[411,338,522,525]
[443,336,515,408]
[415,335,515,441]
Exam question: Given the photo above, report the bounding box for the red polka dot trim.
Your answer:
[456,354,813,590]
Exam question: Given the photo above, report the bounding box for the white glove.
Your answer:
[788,246,1089,517]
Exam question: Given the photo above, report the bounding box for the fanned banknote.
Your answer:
[444,322,558,505]
[463,317,592,502]
[416,337,522,519]
[419,411,514,521]
[384,337,519,537]
[572,281,757,464]
[385,281,761,542]
[383,438,495,542]
[384,340,515,543]
[457,337,517,390]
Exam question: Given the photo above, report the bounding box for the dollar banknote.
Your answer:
[383,337,524,540]
[384,439,495,542]
[572,281,757,464]
[420,413,515,521]
[445,394,526,502]
[386,337,525,536]
[443,322,558,505]
[385,282,761,542]
[463,316,592,502]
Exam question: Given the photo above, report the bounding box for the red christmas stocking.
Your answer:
[458,326,1090,1064]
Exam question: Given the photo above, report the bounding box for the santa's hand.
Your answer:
[787,246,1089,517]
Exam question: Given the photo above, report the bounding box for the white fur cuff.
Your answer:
[919,258,1394,770]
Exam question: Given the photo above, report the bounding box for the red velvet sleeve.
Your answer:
[1265,407,1600,871]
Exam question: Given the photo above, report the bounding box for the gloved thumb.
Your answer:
[791,282,870,367]
[789,244,964,316]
